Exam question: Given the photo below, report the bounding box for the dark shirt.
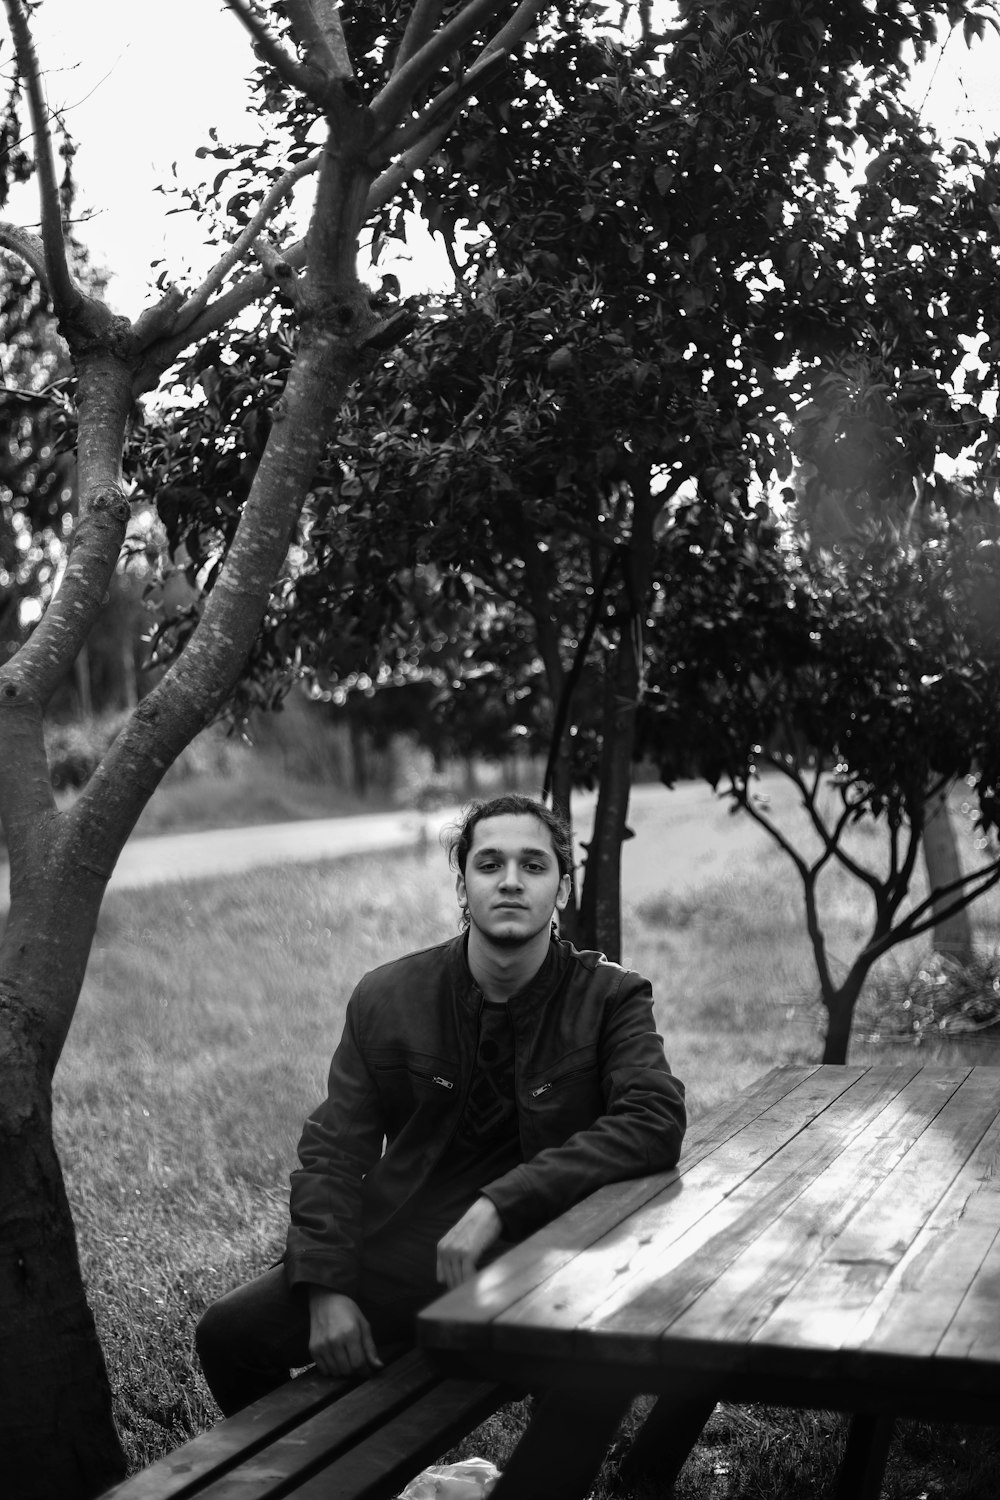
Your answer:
[364,1000,521,1302]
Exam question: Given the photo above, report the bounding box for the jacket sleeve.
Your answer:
[284,984,385,1297]
[481,972,686,1240]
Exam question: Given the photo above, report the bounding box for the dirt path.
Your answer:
[103,779,783,898]
[1,778,788,908]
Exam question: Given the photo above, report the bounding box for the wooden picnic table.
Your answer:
[417,1062,1000,1499]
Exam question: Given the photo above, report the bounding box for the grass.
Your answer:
[53,811,1000,1497]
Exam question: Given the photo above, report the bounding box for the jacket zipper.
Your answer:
[530,1064,591,1098]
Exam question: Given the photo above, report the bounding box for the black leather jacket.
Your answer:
[285,933,686,1297]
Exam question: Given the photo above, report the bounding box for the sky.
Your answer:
[5,2,1000,317]
[4,0,453,314]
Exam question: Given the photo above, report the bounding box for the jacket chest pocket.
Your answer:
[369,1050,458,1130]
[524,1051,603,1139]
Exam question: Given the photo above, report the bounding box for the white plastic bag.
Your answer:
[396,1457,500,1500]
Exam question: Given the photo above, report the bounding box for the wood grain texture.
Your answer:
[418,1063,826,1349]
[419,1064,1000,1412]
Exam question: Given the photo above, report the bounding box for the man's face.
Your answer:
[457,813,570,947]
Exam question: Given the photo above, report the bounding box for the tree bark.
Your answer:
[0,0,554,1480]
[0,107,382,1498]
[821,976,866,1064]
[0,1004,125,1494]
[522,529,582,939]
[577,473,655,960]
[922,780,975,962]
[577,639,638,960]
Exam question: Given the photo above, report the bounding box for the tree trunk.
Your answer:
[0,1007,126,1495]
[0,106,382,1491]
[821,967,868,1064]
[523,532,582,943]
[923,780,975,962]
[1,825,126,1495]
[578,636,638,961]
[577,473,654,961]
[549,750,580,944]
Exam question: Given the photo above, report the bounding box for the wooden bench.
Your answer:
[101,1348,511,1500]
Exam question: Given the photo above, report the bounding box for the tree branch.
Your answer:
[4,354,135,706]
[854,859,1000,970]
[252,233,304,307]
[793,770,880,890]
[284,0,354,81]
[479,0,545,59]
[369,0,507,135]
[0,221,50,297]
[393,0,446,75]
[371,47,509,166]
[171,152,321,334]
[0,380,73,413]
[3,0,80,316]
[727,772,811,880]
[802,867,838,1007]
[895,854,1000,938]
[365,121,453,217]
[132,237,307,394]
[223,0,319,98]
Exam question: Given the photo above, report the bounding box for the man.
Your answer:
[196,793,685,1415]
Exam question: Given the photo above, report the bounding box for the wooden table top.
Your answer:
[418,1064,1000,1420]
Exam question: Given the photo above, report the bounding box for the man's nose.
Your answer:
[499,861,523,888]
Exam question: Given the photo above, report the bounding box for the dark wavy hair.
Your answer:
[443,794,574,879]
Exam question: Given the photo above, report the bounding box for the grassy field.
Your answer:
[53,800,1000,1498]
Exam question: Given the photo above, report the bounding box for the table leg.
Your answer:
[487,1388,633,1500]
[835,1413,895,1500]
[619,1393,718,1489]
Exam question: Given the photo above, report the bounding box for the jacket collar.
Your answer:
[448,930,567,1013]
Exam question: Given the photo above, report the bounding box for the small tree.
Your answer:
[641,507,1000,1064]
[0,1,551,1492]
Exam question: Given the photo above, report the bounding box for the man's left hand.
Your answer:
[436,1197,503,1289]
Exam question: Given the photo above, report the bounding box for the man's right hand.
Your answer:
[307,1288,384,1380]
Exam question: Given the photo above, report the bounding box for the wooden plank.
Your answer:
[288,1378,507,1500]
[418,1064,834,1350]
[486,1063,923,1361]
[661,1064,991,1352]
[619,1393,718,1487]
[679,1064,824,1159]
[191,1354,443,1500]
[863,1095,1000,1359]
[747,1065,989,1358]
[834,1415,895,1500]
[936,1218,1000,1363]
[484,1387,633,1500]
[100,1369,353,1500]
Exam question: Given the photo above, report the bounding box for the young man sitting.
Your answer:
[196,793,686,1414]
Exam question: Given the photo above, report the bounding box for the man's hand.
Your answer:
[307,1288,383,1379]
[436,1197,503,1289]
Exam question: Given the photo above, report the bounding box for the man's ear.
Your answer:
[555,873,571,911]
[456,871,467,907]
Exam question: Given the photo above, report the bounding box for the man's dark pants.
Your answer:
[195,1264,426,1416]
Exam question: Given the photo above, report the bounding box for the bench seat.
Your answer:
[102,1349,510,1500]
